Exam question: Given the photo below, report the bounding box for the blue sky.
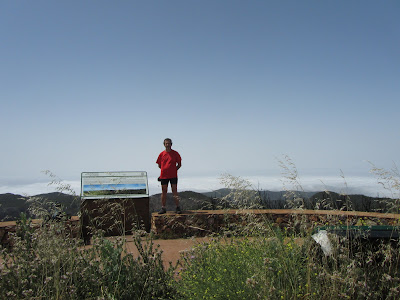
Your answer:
[1,1,399,196]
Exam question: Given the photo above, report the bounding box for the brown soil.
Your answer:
[0,236,210,269]
[114,236,211,268]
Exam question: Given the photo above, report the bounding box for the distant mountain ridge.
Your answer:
[1,189,301,220]
[0,189,392,221]
[0,192,80,221]
[202,188,316,201]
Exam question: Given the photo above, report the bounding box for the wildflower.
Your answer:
[44,276,53,284]
[22,289,33,297]
[384,274,393,281]
[245,277,257,287]
[2,269,10,276]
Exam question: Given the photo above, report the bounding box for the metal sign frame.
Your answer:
[81,171,149,200]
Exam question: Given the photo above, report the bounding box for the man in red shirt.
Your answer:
[156,138,182,214]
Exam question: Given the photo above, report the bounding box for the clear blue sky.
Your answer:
[1,1,399,195]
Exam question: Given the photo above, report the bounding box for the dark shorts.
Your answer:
[160,177,178,185]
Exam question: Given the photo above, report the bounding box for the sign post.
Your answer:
[80,171,150,243]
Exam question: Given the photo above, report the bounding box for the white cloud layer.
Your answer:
[0,175,396,198]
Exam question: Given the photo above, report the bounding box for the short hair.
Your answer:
[164,138,172,144]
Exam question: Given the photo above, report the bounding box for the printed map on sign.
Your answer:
[81,171,149,200]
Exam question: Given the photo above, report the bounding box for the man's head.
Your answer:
[164,138,172,151]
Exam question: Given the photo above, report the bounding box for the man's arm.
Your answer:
[176,162,181,170]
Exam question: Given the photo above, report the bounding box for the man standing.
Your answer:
[156,138,182,214]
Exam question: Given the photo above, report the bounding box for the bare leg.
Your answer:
[171,184,180,207]
[161,184,168,207]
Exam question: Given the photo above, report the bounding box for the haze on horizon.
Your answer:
[1,1,399,197]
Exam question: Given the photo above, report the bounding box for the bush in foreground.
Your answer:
[177,224,400,299]
[0,215,177,299]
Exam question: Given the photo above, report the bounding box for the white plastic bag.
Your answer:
[312,230,332,256]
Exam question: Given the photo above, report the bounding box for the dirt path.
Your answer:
[0,236,210,270]
[109,236,212,268]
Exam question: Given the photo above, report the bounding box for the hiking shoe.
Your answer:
[175,206,182,214]
[158,207,166,214]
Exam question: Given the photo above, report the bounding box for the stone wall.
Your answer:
[2,209,400,247]
[151,209,400,238]
[80,197,150,244]
[0,217,80,248]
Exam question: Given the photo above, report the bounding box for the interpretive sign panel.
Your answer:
[81,171,149,200]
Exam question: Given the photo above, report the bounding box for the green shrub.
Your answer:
[177,163,400,299]
[0,218,178,299]
[177,231,312,299]
[177,226,400,299]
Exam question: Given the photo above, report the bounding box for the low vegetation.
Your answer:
[0,214,177,299]
[176,159,400,299]
[1,159,400,299]
[177,220,400,299]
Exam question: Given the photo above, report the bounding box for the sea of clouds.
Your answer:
[0,175,395,198]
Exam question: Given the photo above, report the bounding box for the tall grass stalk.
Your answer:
[219,173,263,209]
[369,162,400,213]
[177,159,400,299]
[177,215,400,299]
[1,172,178,299]
[0,217,178,299]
